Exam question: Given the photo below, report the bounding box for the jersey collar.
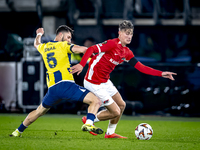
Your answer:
[50,40,58,43]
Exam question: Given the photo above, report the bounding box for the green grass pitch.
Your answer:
[0,114,200,150]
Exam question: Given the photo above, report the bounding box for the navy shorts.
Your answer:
[42,81,90,108]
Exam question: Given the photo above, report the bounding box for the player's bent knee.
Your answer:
[107,102,121,118]
[119,101,126,111]
[93,97,102,107]
[112,108,121,118]
[113,111,120,118]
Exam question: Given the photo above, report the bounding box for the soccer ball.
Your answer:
[135,123,153,140]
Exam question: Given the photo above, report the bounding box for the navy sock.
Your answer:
[18,123,27,132]
[86,113,95,122]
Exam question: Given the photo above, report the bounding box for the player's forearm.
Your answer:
[72,45,87,54]
[128,57,162,76]
[79,46,95,67]
[134,62,162,77]
[34,34,42,49]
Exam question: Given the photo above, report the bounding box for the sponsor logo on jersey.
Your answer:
[109,58,119,65]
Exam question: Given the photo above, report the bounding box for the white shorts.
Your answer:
[84,79,118,107]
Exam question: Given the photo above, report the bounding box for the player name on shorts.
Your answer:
[45,46,56,52]
[109,58,119,65]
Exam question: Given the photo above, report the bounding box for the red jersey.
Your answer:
[80,38,134,84]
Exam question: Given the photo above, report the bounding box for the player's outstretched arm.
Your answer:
[70,46,96,75]
[34,28,44,49]
[72,45,87,54]
[128,57,177,80]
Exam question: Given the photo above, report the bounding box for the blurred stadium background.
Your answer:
[0,0,200,117]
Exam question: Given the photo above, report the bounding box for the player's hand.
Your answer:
[162,71,177,81]
[70,64,83,75]
[36,28,44,35]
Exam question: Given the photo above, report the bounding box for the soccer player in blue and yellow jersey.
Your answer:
[11,25,103,137]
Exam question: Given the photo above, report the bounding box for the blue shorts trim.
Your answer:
[42,81,90,108]
[79,90,90,102]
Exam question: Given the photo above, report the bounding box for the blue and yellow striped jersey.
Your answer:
[38,41,74,88]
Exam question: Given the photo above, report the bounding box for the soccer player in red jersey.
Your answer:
[71,20,177,138]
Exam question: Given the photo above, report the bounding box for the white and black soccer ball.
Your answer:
[135,123,153,140]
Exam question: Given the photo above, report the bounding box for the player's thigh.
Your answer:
[83,92,101,105]
[94,88,117,107]
[103,80,125,108]
[42,86,60,108]
[105,80,118,97]
[57,82,90,104]
[112,92,126,110]
[84,80,114,107]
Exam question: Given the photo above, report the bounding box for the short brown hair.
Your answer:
[119,20,134,31]
[56,25,74,35]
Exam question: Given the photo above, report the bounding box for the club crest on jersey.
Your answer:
[99,41,107,46]
[102,41,107,44]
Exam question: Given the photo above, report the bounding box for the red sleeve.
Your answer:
[134,61,163,77]
[96,40,116,53]
[126,49,134,61]
[79,39,116,67]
